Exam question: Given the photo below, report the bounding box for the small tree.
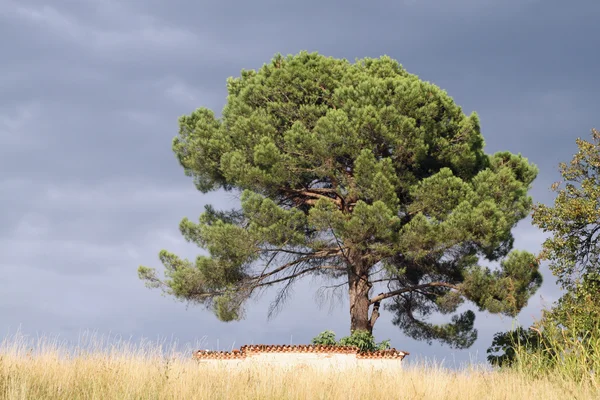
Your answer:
[489,128,600,368]
[532,128,600,292]
[311,330,337,346]
[530,128,600,342]
[139,52,542,348]
[311,330,390,352]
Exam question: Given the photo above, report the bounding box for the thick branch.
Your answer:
[262,247,341,256]
[284,188,343,208]
[369,282,461,304]
[369,296,382,328]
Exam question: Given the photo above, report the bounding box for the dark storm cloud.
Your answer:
[1,0,598,363]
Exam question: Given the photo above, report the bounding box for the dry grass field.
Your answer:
[0,332,598,400]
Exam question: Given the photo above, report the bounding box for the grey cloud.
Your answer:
[1,180,227,273]
[1,0,598,365]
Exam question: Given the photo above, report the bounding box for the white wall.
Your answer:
[194,352,404,371]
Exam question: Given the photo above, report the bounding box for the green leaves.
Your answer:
[343,201,399,245]
[137,250,208,301]
[173,108,227,193]
[398,161,536,263]
[389,302,478,349]
[338,330,391,352]
[311,330,391,352]
[533,129,600,290]
[171,51,491,198]
[487,327,546,368]
[462,251,542,317]
[353,149,400,209]
[213,291,244,322]
[408,168,472,220]
[487,129,600,372]
[545,271,600,334]
[241,190,307,246]
[310,330,337,346]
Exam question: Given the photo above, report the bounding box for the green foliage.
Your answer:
[532,128,600,291]
[139,51,541,346]
[544,272,600,335]
[339,330,391,352]
[487,129,600,385]
[488,316,600,386]
[463,251,543,316]
[487,327,549,368]
[310,330,337,346]
[311,330,391,352]
[388,307,477,349]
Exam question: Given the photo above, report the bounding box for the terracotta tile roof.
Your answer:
[194,344,409,360]
[194,349,246,359]
[241,344,360,353]
[356,349,408,359]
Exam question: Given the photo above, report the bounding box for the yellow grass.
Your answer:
[0,332,598,400]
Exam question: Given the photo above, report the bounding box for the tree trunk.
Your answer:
[348,269,374,334]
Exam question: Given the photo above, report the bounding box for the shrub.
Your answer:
[311,330,391,352]
[311,330,337,346]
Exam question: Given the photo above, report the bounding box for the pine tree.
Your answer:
[139,52,541,348]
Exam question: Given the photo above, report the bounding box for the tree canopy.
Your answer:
[139,52,542,349]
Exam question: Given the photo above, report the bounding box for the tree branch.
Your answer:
[369,296,382,328]
[283,188,343,208]
[253,249,342,282]
[252,265,345,288]
[369,282,461,304]
[261,247,341,256]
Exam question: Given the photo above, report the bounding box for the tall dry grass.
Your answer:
[508,319,600,389]
[0,331,598,400]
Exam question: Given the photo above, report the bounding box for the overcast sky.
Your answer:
[1,0,598,365]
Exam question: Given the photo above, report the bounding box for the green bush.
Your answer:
[311,330,391,352]
[311,330,337,346]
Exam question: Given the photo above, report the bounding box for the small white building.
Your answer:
[193,344,409,371]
